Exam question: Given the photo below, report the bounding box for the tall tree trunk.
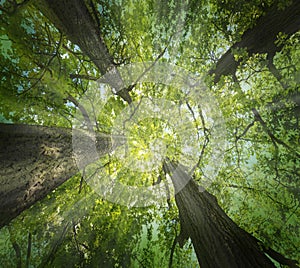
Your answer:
[164,161,299,268]
[1,0,130,228]
[0,123,111,228]
[35,0,132,103]
[210,0,300,83]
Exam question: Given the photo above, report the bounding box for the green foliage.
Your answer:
[0,0,299,266]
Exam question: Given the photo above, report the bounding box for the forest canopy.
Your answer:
[0,0,299,267]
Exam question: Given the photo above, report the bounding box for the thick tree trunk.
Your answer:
[164,161,298,268]
[1,0,129,228]
[0,123,111,228]
[35,0,132,103]
[210,1,300,83]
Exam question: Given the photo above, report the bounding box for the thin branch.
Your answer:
[8,226,22,268]
[25,232,32,268]
[127,42,170,94]
[84,162,110,183]
[226,184,295,209]
[66,94,93,132]
[20,33,63,95]
[252,108,300,157]
[122,96,144,130]
[72,220,84,261]
[236,120,256,141]
[39,222,70,268]
[185,101,200,141]
[13,242,22,268]
[189,104,210,175]
[78,174,84,194]
[153,175,162,185]
[62,43,84,57]
[262,245,299,268]
[164,179,172,209]
[168,235,177,268]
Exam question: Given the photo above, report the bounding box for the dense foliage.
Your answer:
[0,0,299,267]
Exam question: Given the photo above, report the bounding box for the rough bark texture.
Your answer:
[211,1,300,83]
[164,162,290,268]
[36,0,132,103]
[0,123,111,228]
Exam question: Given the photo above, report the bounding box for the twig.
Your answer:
[25,232,32,268]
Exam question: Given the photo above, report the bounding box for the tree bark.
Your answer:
[210,1,300,83]
[0,123,111,228]
[1,0,130,228]
[35,0,132,103]
[164,161,298,268]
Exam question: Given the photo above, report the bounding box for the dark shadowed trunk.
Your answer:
[36,0,132,103]
[210,1,300,83]
[0,0,131,228]
[0,123,111,228]
[164,161,299,268]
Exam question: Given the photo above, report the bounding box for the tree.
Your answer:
[0,0,299,267]
[36,0,132,103]
[0,123,112,228]
[164,161,299,268]
[210,0,300,83]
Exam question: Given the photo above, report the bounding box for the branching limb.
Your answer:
[252,108,300,157]
[20,32,63,95]
[236,120,256,141]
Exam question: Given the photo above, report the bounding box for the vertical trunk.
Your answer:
[164,161,277,268]
[0,123,111,228]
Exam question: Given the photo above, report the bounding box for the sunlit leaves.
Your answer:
[0,0,299,266]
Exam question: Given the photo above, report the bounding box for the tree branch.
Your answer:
[236,120,256,141]
[266,53,289,89]
[210,1,300,83]
[39,0,133,104]
[262,245,299,268]
[252,108,300,157]
[66,94,93,132]
[39,222,70,267]
[168,235,177,268]
[25,232,32,268]
[8,226,22,268]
